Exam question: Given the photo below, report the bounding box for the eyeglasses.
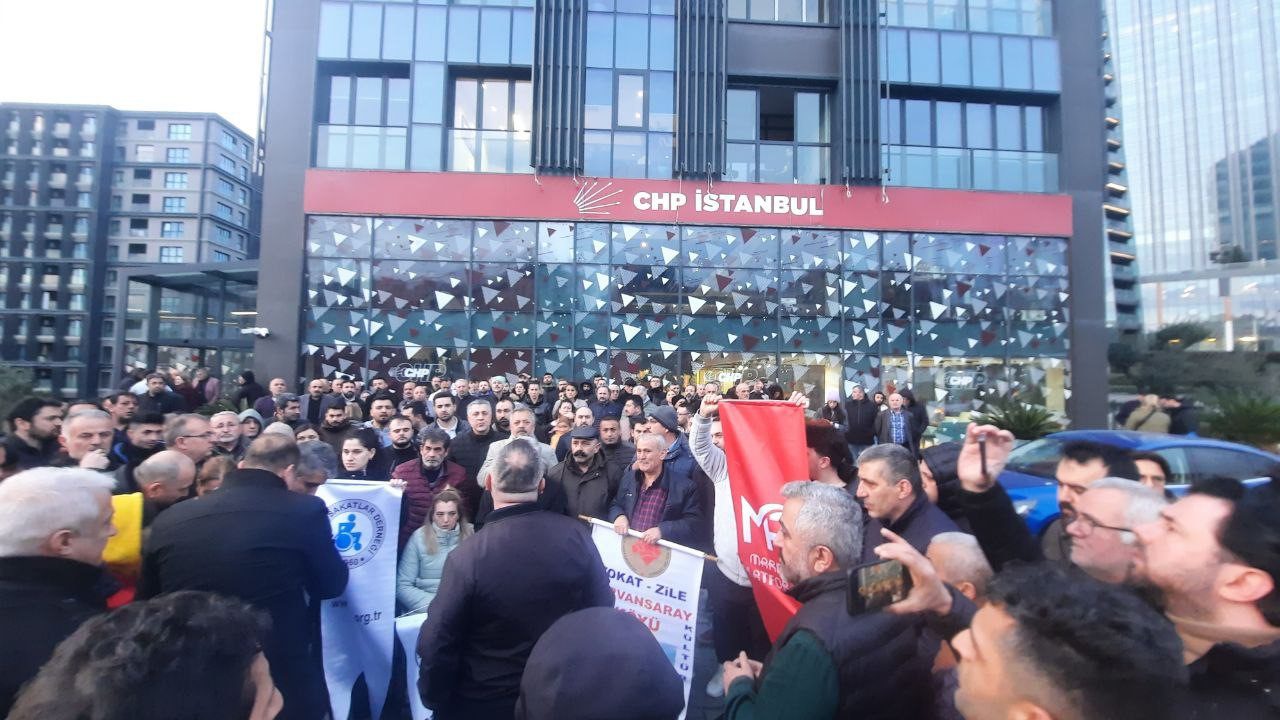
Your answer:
[1068,512,1133,538]
[181,432,215,440]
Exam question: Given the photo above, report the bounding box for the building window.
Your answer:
[73,217,89,235]
[112,169,124,185]
[133,168,151,181]
[109,219,121,236]
[882,0,1052,36]
[166,147,190,163]
[316,74,411,170]
[164,171,188,189]
[216,178,235,197]
[215,201,233,219]
[215,226,233,244]
[238,187,248,204]
[221,130,238,149]
[723,86,831,184]
[162,196,187,213]
[129,219,147,237]
[727,0,831,23]
[167,123,192,140]
[213,250,231,263]
[159,246,184,263]
[448,78,531,174]
[161,221,184,238]
[76,192,92,208]
[136,119,155,131]
[218,154,237,174]
[880,99,1055,192]
[136,144,155,161]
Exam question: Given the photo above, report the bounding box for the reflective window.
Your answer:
[936,102,962,147]
[354,77,382,125]
[649,16,674,71]
[412,63,444,124]
[1031,38,1060,91]
[585,70,613,130]
[319,2,350,58]
[615,14,648,69]
[480,8,512,64]
[909,31,940,84]
[995,105,1021,150]
[616,75,645,128]
[971,35,1000,87]
[883,29,910,84]
[447,7,479,63]
[729,0,830,23]
[448,78,532,174]
[939,33,970,85]
[727,90,758,141]
[381,5,412,60]
[511,9,533,65]
[1002,36,1032,90]
[350,4,382,59]
[415,7,446,61]
[586,13,614,68]
[904,100,932,146]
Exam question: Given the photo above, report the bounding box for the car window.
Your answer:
[1005,438,1065,479]
[1185,448,1277,485]
[1153,448,1190,486]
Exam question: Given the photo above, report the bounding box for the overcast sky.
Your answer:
[0,0,268,133]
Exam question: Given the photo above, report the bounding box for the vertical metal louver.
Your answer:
[674,0,726,179]
[838,0,880,184]
[532,0,586,173]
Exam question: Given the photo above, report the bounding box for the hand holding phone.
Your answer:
[847,558,913,615]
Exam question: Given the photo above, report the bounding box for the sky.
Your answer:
[0,0,268,134]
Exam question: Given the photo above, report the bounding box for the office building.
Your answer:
[1107,0,1280,349]
[0,103,259,396]
[253,0,1112,424]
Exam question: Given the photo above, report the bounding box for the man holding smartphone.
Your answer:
[720,482,933,718]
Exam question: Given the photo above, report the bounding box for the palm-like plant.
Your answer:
[1202,394,1280,450]
[973,398,1063,441]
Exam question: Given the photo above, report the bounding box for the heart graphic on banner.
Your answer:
[631,540,660,565]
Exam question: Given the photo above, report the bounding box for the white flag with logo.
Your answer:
[317,480,402,720]
[587,519,703,717]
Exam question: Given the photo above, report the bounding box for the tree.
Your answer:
[1108,342,1141,375]
[1202,393,1280,450]
[1152,322,1212,350]
[0,366,37,426]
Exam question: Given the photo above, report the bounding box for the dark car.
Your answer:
[1000,430,1280,544]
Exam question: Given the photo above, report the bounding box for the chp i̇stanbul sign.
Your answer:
[304,171,1074,237]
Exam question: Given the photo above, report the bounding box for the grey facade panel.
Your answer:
[532,0,586,173]
[1057,0,1108,427]
[675,0,726,178]
[839,0,880,185]
[253,0,322,382]
[725,22,839,80]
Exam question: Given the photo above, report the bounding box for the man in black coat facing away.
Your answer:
[140,434,348,720]
[0,467,116,716]
[418,438,613,720]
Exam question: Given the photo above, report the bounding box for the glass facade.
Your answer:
[303,215,1070,412]
[1109,0,1280,338]
[882,0,1052,35]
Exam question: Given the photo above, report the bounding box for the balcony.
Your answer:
[44,225,64,239]
[75,176,92,191]
[52,123,71,139]
[11,333,25,343]
[67,279,84,291]
[48,172,67,189]
[40,275,59,290]
[883,146,1060,193]
[63,334,81,344]
[71,226,87,239]
[80,126,96,142]
[1,172,12,189]
[25,176,39,190]
[1113,288,1140,307]
[1111,263,1137,283]
[5,122,17,139]
[35,333,55,343]
[17,275,33,288]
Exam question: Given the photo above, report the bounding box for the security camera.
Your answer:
[239,327,271,338]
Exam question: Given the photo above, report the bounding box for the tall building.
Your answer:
[254,0,1112,424]
[1101,6,1140,338]
[1107,0,1280,349]
[0,103,259,396]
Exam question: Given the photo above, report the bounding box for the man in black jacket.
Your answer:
[109,411,165,494]
[843,386,879,462]
[139,434,348,720]
[3,397,63,471]
[418,438,613,719]
[598,417,635,476]
[856,443,959,562]
[447,399,509,514]
[0,467,116,716]
[722,481,932,718]
[545,426,622,520]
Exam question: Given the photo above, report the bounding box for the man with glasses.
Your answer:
[1063,477,1167,585]
[163,414,214,469]
[208,411,247,461]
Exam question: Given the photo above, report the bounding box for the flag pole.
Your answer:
[579,515,718,563]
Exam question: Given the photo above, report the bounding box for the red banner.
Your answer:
[719,400,810,639]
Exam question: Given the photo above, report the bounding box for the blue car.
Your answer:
[999,430,1280,545]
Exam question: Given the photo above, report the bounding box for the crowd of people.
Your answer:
[0,365,1276,720]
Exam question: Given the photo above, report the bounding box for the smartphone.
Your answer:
[846,559,913,615]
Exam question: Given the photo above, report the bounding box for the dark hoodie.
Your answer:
[515,608,684,720]
[109,441,161,494]
[234,370,267,409]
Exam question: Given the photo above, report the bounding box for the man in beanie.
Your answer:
[514,607,684,720]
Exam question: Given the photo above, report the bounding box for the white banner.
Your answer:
[588,520,703,717]
[394,613,431,720]
[317,480,403,720]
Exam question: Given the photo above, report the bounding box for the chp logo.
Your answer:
[388,363,440,382]
[328,498,387,569]
[573,180,622,216]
